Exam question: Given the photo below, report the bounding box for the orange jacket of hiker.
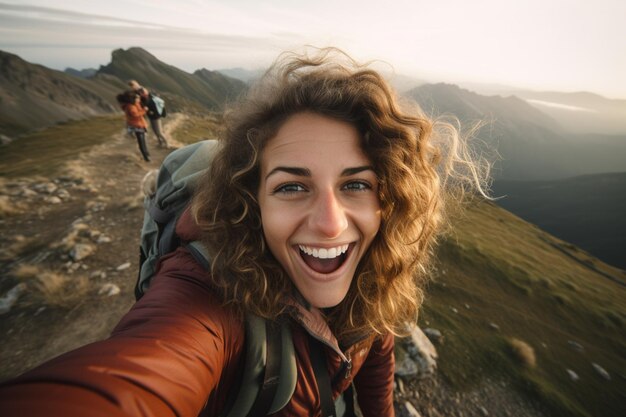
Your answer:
[122,100,147,129]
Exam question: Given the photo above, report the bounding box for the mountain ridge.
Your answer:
[0,50,122,138]
[0,47,246,141]
[457,81,626,134]
[407,82,626,180]
[97,47,246,110]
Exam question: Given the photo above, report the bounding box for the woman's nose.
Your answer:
[309,189,349,238]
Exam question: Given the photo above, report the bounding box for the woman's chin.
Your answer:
[301,289,348,309]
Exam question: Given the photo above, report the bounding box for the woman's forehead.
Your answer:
[261,113,370,167]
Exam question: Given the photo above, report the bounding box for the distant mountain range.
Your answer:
[0,47,246,141]
[2,47,624,180]
[216,67,264,83]
[407,83,626,180]
[64,67,97,79]
[459,82,626,135]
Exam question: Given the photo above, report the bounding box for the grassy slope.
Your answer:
[424,200,626,417]
[0,116,123,178]
[169,113,223,145]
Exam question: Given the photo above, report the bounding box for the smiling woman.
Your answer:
[0,47,490,417]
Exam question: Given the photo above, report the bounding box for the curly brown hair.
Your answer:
[192,48,489,341]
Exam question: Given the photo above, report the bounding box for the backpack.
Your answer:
[151,94,166,118]
[136,140,297,417]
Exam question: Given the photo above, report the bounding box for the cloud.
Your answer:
[0,3,170,29]
[526,100,598,113]
[0,3,302,70]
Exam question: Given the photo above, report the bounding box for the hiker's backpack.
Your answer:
[136,140,297,417]
[151,94,166,118]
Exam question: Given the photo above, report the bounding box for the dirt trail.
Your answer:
[0,115,186,380]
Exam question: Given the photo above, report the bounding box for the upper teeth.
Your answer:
[299,244,349,259]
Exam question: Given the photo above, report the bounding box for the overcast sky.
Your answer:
[1,0,624,98]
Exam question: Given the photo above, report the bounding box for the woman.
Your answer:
[117,91,151,162]
[0,49,488,416]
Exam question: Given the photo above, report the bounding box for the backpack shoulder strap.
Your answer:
[186,241,297,417]
[244,318,282,417]
[223,314,297,417]
[310,337,337,417]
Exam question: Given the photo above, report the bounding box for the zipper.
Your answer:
[332,353,352,385]
[344,351,352,379]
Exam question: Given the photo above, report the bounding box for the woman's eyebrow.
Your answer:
[265,165,375,181]
[341,166,374,176]
[265,167,311,180]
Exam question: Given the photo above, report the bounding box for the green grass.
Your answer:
[0,115,123,178]
[170,113,222,145]
[421,200,626,417]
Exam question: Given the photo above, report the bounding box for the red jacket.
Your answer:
[122,101,148,129]
[0,211,395,417]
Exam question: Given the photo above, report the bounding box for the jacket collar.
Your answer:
[285,296,349,362]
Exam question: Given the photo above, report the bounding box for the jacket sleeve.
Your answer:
[0,249,244,417]
[353,332,395,417]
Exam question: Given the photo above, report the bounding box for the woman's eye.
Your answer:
[273,183,306,194]
[343,181,372,191]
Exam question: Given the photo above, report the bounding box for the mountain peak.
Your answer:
[97,47,246,110]
[194,68,216,76]
[0,49,38,74]
[110,47,159,64]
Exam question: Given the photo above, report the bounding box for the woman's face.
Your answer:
[258,112,381,308]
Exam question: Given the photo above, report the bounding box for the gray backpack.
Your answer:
[135,140,297,417]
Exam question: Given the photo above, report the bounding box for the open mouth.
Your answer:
[298,243,352,274]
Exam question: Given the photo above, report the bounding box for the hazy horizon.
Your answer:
[1,0,625,99]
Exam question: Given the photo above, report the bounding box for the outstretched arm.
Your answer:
[0,249,244,417]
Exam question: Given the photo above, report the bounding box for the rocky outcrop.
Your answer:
[395,323,438,379]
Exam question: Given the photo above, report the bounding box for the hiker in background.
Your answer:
[0,48,490,417]
[116,90,151,162]
[138,87,171,148]
[128,79,142,92]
